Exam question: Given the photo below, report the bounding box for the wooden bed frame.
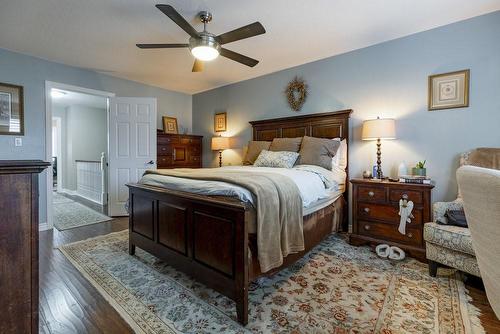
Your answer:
[127,109,352,324]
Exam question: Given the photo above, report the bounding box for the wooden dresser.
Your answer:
[349,178,434,261]
[0,160,49,334]
[157,132,203,169]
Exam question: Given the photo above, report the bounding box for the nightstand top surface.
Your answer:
[350,178,435,188]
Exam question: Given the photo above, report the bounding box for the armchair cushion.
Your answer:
[424,222,475,256]
[433,199,464,224]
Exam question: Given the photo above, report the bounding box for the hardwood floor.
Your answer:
[39,220,500,333]
[39,218,133,334]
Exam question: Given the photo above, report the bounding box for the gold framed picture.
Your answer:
[162,116,178,134]
[428,69,469,111]
[214,112,227,132]
[0,82,24,135]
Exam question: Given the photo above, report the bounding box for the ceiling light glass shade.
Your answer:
[189,33,220,61]
[191,46,219,61]
[51,89,66,98]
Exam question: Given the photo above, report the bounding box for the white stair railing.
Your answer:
[76,153,106,204]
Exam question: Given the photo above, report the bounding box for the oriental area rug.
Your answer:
[60,230,484,334]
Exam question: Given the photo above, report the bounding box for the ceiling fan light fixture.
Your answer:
[189,33,220,61]
[191,46,219,61]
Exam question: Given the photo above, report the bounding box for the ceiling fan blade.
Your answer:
[216,22,266,45]
[156,4,199,39]
[192,59,204,72]
[220,48,259,67]
[136,43,189,49]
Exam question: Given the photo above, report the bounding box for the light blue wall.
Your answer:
[0,48,192,224]
[193,11,500,216]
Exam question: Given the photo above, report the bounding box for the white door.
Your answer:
[108,97,157,216]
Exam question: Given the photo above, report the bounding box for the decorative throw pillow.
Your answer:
[297,136,340,170]
[332,138,347,170]
[253,150,300,168]
[269,137,302,152]
[243,141,271,165]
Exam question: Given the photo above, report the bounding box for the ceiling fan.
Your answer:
[137,4,266,72]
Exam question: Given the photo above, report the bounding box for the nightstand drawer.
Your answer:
[357,203,423,225]
[389,189,423,204]
[358,220,422,247]
[358,186,386,203]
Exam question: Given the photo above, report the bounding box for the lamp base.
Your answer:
[218,150,222,168]
[376,138,383,179]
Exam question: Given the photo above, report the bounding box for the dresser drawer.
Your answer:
[357,186,386,203]
[357,203,423,225]
[358,220,422,247]
[189,155,201,165]
[158,136,179,145]
[157,156,172,167]
[389,189,423,204]
[158,145,172,156]
[181,137,201,145]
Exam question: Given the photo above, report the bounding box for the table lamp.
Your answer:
[362,117,396,179]
[211,136,230,167]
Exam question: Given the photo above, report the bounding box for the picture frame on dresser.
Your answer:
[162,116,178,134]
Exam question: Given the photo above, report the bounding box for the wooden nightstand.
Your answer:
[349,178,434,261]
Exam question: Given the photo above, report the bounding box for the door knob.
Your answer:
[147,160,155,165]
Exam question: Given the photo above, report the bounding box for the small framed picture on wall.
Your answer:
[214,112,227,132]
[0,82,24,135]
[162,116,178,134]
[428,69,469,111]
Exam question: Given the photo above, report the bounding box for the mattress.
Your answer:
[140,165,346,208]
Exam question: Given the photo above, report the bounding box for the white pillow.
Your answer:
[254,150,300,168]
[332,138,347,170]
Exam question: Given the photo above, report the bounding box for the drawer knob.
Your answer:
[368,191,375,197]
[364,224,370,230]
[407,232,413,238]
[364,207,370,213]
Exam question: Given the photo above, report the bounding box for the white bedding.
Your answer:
[139,165,346,208]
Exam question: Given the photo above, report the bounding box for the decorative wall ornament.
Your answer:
[285,76,308,112]
[428,69,469,111]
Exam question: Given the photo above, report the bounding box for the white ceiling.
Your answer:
[1,1,499,94]
[52,90,107,109]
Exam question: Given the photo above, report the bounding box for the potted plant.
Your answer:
[412,160,426,176]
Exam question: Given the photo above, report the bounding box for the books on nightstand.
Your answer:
[399,175,433,184]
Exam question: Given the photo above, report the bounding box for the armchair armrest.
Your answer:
[433,199,464,224]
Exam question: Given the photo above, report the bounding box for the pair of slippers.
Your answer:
[375,244,405,260]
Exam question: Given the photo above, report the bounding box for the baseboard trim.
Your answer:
[39,222,51,231]
[60,188,77,196]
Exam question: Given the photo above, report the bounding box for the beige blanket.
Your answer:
[143,168,304,272]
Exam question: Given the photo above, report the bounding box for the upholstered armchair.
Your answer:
[424,148,500,277]
[457,165,500,318]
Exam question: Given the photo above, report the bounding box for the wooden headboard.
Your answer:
[249,109,352,141]
[249,109,352,231]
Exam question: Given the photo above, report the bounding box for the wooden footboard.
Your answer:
[126,183,249,324]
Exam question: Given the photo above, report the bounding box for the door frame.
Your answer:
[44,81,115,231]
[52,116,63,193]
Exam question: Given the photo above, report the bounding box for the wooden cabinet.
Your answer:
[157,133,203,169]
[349,178,434,261]
[0,160,49,334]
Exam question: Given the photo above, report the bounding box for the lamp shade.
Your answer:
[362,118,396,140]
[211,136,230,151]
